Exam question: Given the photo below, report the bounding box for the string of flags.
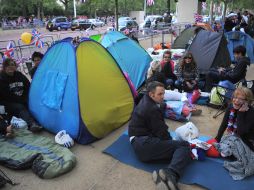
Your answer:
[194,13,203,23]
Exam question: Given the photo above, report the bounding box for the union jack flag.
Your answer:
[147,0,154,6]
[194,13,203,23]
[4,42,15,59]
[30,28,44,48]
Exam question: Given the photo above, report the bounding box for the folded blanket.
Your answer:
[216,135,254,180]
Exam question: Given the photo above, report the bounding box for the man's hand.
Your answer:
[218,67,225,74]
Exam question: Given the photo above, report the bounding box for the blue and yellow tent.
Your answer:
[101,31,152,89]
[29,38,134,144]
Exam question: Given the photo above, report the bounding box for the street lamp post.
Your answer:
[73,0,77,18]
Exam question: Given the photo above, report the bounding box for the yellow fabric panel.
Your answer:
[76,41,134,138]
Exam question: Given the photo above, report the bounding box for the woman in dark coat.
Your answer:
[215,87,254,151]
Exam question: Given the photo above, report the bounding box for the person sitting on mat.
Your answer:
[215,87,254,151]
[175,52,199,92]
[160,51,177,89]
[128,81,192,190]
[205,45,250,92]
[0,58,42,132]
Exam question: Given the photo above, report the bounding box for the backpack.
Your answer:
[209,80,235,106]
[209,86,225,106]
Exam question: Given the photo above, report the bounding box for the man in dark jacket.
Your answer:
[205,45,250,92]
[0,58,42,132]
[128,81,191,190]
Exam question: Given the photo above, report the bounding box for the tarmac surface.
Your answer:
[0,27,254,190]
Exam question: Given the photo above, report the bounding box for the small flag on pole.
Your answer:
[147,0,154,6]
[194,13,203,23]
[4,42,15,59]
[30,28,44,48]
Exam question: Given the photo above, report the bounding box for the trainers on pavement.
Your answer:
[10,116,27,128]
[159,169,179,190]
[152,170,169,190]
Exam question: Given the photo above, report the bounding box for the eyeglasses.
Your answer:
[184,57,192,59]
[232,96,246,102]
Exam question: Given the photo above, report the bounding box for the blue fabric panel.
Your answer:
[103,132,254,190]
[225,31,254,63]
[41,71,68,110]
[101,32,151,89]
[29,42,80,140]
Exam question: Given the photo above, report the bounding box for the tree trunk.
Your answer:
[41,0,44,21]
[223,1,228,21]
[37,0,41,20]
[115,0,118,30]
[167,0,171,13]
[209,0,214,25]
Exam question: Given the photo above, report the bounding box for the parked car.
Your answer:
[139,15,163,30]
[118,17,133,22]
[88,19,105,27]
[71,19,95,31]
[118,20,139,31]
[46,16,71,31]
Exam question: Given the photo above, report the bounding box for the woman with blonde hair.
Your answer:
[146,60,167,87]
[215,86,254,151]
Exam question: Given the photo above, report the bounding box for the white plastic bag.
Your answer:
[175,122,199,141]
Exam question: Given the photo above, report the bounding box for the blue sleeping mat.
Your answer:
[103,131,254,190]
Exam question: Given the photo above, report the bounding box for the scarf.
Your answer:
[227,108,238,133]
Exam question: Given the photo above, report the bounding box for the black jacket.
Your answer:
[0,71,30,105]
[29,66,38,79]
[146,71,166,86]
[162,61,177,81]
[128,94,171,140]
[225,57,250,83]
[215,105,254,151]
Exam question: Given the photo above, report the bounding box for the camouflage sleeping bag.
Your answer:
[0,128,76,179]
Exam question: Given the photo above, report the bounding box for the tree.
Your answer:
[115,0,119,30]
[59,0,71,15]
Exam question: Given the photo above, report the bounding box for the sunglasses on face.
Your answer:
[184,56,192,59]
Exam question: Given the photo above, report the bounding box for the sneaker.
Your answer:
[10,116,27,129]
[29,123,43,132]
[159,169,179,190]
[152,170,169,190]
[55,130,74,148]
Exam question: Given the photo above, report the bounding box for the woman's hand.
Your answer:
[5,125,14,138]
[239,102,249,112]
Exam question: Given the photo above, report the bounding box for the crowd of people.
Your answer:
[130,42,254,189]
[0,9,254,190]
[222,10,254,37]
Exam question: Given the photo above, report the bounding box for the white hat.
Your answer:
[55,130,74,148]
[226,13,237,18]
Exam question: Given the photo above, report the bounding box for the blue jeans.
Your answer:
[165,79,174,87]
